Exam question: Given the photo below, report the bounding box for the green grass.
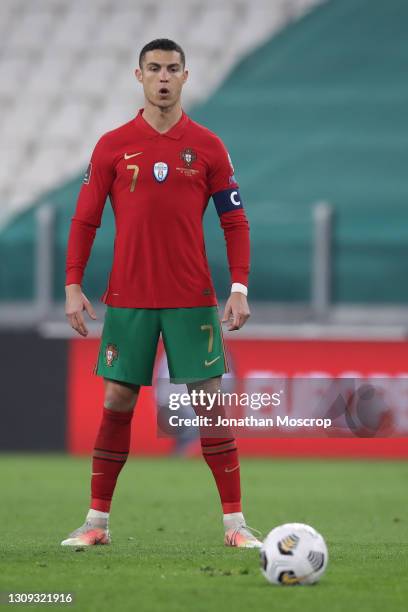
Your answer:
[1,456,408,611]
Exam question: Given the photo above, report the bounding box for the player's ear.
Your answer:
[182,69,188,84]
[135,67,143,83]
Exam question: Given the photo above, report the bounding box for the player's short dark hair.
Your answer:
[139,38,186,68]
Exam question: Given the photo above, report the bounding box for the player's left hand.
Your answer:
[222,293,250,331]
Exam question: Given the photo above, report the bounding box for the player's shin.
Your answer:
[90,407,134,516]
[200,437,242,515]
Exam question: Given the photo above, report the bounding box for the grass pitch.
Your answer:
[1,456,407,611]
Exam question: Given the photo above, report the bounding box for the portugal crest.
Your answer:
[180,148,197,168]
[153,161,169,182]
[105,343,118,367]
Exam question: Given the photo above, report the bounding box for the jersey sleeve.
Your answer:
[208,136,238,195]
[219,209,250,286]
[208,137,250,288]
[65,136,114,286]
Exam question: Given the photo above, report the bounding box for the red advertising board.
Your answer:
[67,338,408,458]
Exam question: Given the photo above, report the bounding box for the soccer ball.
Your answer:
[260,523,328,585]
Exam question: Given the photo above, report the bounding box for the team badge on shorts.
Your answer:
[180,148,197,168]
[153,162,168,182]
[105,343,118,367]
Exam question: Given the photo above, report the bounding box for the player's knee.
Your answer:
[104,392,137,412]
[187,375,222,395]
[104,381,139,412]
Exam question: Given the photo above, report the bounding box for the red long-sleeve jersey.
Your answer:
[66,109,250,308]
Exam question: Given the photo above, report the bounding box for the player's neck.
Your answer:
[141,102,183,135]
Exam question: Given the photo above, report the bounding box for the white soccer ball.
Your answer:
[260,523,328,585]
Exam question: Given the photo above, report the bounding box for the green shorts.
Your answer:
[96,306,228,386]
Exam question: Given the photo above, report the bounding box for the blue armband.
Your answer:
[212,188,244,216]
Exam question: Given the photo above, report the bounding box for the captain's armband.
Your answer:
[212,188,244,216]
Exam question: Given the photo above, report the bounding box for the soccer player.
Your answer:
[62,39,261,549]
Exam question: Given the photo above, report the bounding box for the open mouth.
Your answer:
[159,88,170,95]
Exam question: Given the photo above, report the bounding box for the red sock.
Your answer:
[90,408,133,512]
[201,437,242,514]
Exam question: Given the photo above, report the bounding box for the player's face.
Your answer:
[135,50,188,109]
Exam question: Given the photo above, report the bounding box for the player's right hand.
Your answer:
[65,284,97,337]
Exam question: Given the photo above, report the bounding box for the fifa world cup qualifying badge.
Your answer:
[105,344,118,367]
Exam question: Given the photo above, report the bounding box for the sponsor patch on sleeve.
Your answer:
[83,162,92,184]
[212,188,244,216]
[227,152,235,174]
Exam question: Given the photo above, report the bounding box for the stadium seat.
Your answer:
[0,0,314,227]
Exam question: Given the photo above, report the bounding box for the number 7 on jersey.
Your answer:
[127,165,139,192]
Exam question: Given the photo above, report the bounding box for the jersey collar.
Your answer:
[134,109,189,140]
